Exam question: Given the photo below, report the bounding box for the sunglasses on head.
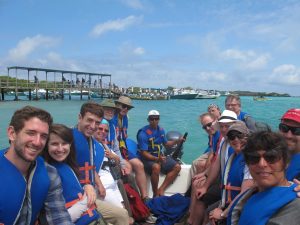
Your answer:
[279,123,300,136]
[244,149,282,165]
[99,127,109,133]
[149,117,160,121]
[227,131,244,141]
[202,122,213,130]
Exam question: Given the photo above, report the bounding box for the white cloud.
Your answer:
[90,15,143,37]
[8,35,59,61]
[120,0,144,9]
[269,64,300,85]
[133,47,145,55]
[220,49,257,61]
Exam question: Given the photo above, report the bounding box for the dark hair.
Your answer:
[225,94,241,106]
[43,124,79,176]
[10,106,53,133]
[80,101,103,118]
[243,131,289,167]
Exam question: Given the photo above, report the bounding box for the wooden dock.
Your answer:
[0,66,115,101]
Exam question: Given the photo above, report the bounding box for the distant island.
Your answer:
[220,90,290,97]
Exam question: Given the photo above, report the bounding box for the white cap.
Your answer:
[218,110,237,123]
[148,110,160,116]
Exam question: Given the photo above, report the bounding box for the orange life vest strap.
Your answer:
[65,193,83,208]
[222,183,241,203]
[79,162,95,184]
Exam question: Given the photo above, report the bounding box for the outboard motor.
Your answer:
[164,131,184,160]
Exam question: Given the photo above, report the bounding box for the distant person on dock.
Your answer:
[0,106,73,224]
[279,108,300,181]
[225,94,256,131]
[76,77,80,87]
[113,96,149,201]
[227,131,300,225]
[73,102,129,225]
[137,110,182,197]
[34,75,39,84]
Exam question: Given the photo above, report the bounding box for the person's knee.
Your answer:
[173,163,181,173]
[152,163,161,175]
[131,159,144,170]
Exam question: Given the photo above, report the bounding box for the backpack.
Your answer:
[123,183,150,221]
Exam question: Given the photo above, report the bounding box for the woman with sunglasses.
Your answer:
[43,124,102,224]
[208,121,254,224]
[227,131,300,225]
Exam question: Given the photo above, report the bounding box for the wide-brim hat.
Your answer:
[115,96,134,109]
[227,120,249,135]
[218,110,237,123]
[281,108,300,123]
[100,99,118,109]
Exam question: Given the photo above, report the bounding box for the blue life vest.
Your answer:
[73,128,104,186]
[204,131,222,154]
[138,125,166,157]
[0,150,50,225]
[227,183,297,225]
[107,119,117,148]
[52,163,100,225]
[222,153,245,205]
[238,111,247,121]
[112,114,128,142]
[286,153,300,181]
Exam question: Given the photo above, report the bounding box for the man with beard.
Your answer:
[279,108,300,180]
[0,106,73,224]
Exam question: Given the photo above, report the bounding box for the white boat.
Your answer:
[170,89,198,100]
[196,90,221,99]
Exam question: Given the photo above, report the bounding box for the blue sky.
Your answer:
[1,0,300,96]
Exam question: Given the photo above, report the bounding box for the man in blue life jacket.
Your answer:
[73,101,129,225]
[279,108,300,181]
[137,110,182,197]
[113,96,149,201]
[225,94,256,131]
[0,106,73,225]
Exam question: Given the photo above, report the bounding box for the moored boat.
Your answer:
[170,89,198,100]
[195,90,221,99]
[253,96,271,101]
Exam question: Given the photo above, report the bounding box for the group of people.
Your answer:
[187,95,300,225]
[2,93,300,225]
[0,95,185,225]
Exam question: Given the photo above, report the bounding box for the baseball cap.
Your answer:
[281,108,300,123]
[148,110,160,117]
[227,121,249,135]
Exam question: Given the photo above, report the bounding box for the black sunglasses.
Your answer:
[121,104,130,110]
[202,122,213,130]
[244,149,282,165]
[149,117,160,121]
[227,131,244,141]
[279,123,300,136]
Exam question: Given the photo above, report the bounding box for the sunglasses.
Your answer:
[227,131,244,141]
[99,127,109,133]
[279,123,300,136]
[121,104,130,110]
[202,122,213,130]
[149,117,160,121]
[244,149,282,165]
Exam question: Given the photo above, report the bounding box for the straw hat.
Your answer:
[115,96,134,109]
[100,99,118,109]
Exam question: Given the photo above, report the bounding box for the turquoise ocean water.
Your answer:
[0,96,299,164]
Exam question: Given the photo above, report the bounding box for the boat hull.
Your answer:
[170,94,198,99]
